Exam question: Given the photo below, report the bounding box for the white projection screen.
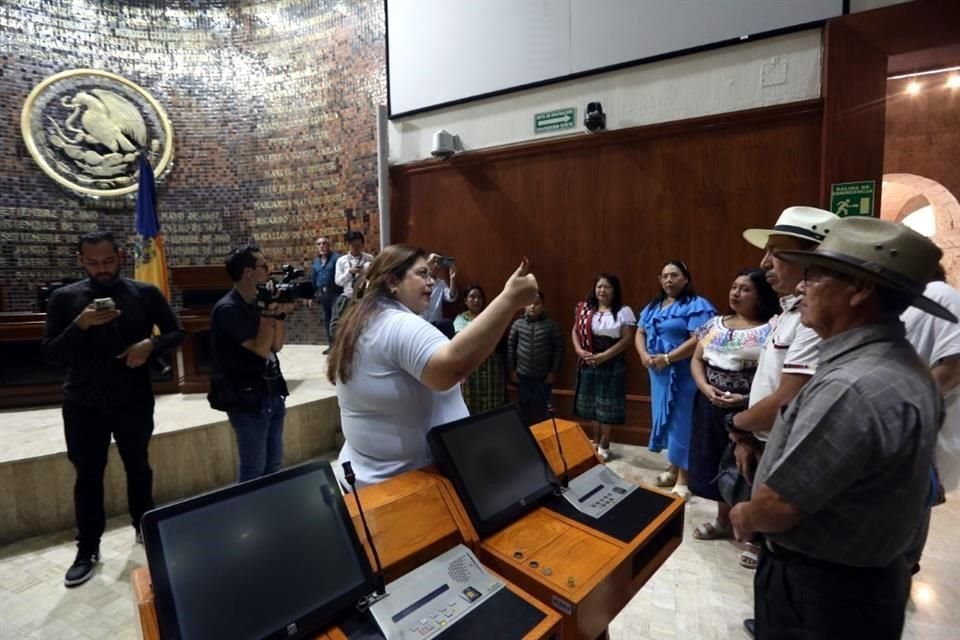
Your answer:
[386,0,845,117]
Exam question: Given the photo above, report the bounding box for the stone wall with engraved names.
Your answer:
[0,0,385,343]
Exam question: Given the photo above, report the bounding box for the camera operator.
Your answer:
[208,244,295,483]
[42,230,184,588]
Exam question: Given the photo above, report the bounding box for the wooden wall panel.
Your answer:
[819,20,888,209]
[391,102,822,444]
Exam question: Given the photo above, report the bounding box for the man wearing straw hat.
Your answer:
[729,216,956,640]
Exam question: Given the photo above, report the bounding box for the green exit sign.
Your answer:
[830,180,876,217]
[534,108,576,134]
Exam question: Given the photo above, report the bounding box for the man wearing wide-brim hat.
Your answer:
[729,216,955,640]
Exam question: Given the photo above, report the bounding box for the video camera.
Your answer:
[256,264,316,306]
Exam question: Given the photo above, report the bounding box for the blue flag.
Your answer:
[134,153,170,298]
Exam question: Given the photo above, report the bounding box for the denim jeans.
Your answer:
[228,394,286,483]
[318,291,338,343]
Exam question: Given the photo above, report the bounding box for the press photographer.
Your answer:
[208,244,301,483]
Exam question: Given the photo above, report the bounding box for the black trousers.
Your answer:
[517,374,551,426]
[63,400,155,552]
[755,545,910,640]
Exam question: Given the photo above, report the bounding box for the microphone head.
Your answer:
[342,461,356,485]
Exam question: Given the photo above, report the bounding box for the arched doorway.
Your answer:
[881,173,960,286]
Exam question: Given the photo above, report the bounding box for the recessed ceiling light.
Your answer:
[906,81,922,96]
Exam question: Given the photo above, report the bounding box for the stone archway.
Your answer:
[881,173,960,287]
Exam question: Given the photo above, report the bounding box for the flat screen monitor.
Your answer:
[428,405,558,537]
[141,461,374,640]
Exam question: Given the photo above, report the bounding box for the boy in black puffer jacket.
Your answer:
[508,291,564,425]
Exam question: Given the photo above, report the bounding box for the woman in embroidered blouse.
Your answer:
[454,284,507,414]
[571,273,636,460]
[688,268,778,539]
[636,261,715,499]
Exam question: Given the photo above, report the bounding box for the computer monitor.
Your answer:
[428,405,558,537]
[141,461,375,640]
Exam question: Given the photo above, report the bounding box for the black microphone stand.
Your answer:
[342,462,386,599]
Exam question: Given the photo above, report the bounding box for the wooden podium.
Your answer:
[436,419,685,640]
[131,470,560,640]
[132,420,681,640]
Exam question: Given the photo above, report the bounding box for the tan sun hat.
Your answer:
[776,216,957,322]
[743,206,840,249]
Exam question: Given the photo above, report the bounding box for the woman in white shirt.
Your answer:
[327,245,538,487]
[571,273,637,460]
[688,268,778,539]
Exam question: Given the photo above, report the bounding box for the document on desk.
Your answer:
[561,465,638,519]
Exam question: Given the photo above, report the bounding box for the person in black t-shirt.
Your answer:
[42,231,184,588]
[208,244,294,484]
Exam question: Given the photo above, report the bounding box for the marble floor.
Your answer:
[1,444,958,640]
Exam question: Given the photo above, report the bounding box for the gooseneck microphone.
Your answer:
[548,403,570,490]
[342,461,386,597]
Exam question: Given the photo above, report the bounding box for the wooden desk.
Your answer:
[478,495,683,640]
[0,312,179,408]
[432,420,685,640]
[530,418,601,480]
[131,471,560,640]
[169,265,231,395]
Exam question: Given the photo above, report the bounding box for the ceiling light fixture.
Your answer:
[906,81,922,96]
[947,75,960,89]
[889,65,960,81]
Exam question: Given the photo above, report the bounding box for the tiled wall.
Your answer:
[0,0,385,343]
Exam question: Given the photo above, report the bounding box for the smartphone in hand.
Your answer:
[93,297,116,310]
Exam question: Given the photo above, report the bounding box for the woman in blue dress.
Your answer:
[636,260,715,499]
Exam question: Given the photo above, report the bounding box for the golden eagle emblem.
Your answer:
[21,69,173,198]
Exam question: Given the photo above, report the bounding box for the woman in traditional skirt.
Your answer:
[454,284,507,413]
[636,261,715,499]
[571,273,636,460]
[689,268,778,539]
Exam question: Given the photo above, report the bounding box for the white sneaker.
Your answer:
[597,447,610,461]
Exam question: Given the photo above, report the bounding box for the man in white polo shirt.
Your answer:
[730,206,839,637]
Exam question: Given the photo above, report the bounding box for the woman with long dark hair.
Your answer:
[689,268,778,539]
[571,273,636,460]
[636,260,715,499]
[454,284,507,414]
[328,245,537,486]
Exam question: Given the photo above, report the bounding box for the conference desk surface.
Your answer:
[131,564,560,640]
[438,418,686,640]
[131,469,561,640]
[131,420,681,640]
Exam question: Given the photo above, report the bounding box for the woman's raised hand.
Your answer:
[503,258,538,308]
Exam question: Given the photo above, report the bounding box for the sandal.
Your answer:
[739,544,760,570]
[670,484,692,501]
[693,520,731,540]
[655,470,678,487]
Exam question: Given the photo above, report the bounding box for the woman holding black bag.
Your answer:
[688,268,778,540]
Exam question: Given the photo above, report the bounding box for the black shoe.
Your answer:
[64,549,99,587]
[743,619,755,638]
[135,529,144,545]
[322,348,331,355]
